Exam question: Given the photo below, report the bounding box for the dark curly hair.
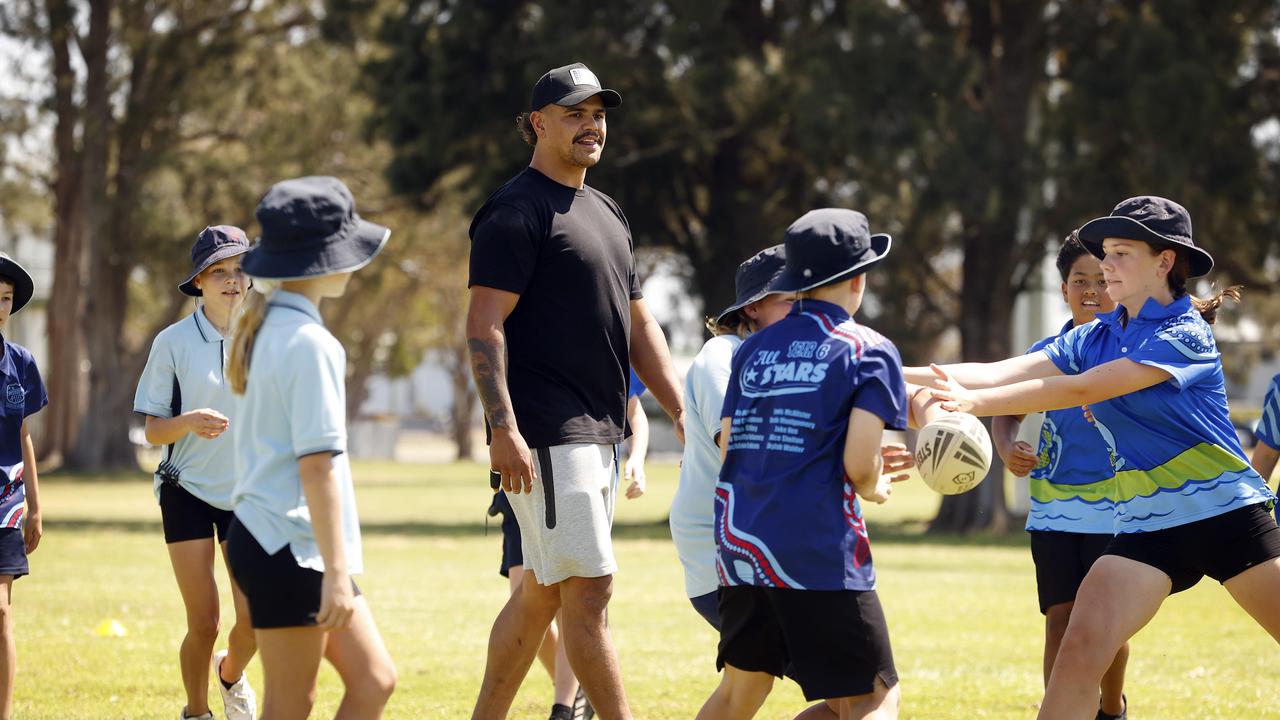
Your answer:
[516,112,537,147]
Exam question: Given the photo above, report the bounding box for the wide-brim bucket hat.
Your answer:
[714,244,787,327]
[179,225,252,296]
[770,208,891,293]
[1077,195,1213,278]
[0,253,34,314]
[242,176,390,280]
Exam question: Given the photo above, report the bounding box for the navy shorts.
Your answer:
[1105,502,1280,594]
[159,482,233,544]
[717,586,897,701]
[491,491,524,578]
[0,528,27,579]
[225,518,360,629]
[1029,530,1113,613]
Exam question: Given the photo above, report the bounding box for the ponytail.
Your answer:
[1166,250,1242,325]
[227,282,273,394]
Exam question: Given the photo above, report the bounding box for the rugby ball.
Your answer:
[914,413,993,495]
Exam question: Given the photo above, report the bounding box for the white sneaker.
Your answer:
[180,710,214,720]
[213,649,258,720]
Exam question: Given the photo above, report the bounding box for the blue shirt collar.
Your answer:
[192,306,224,343]
[1096,295,1191,332]
[268,289,324,324]
[789,298,851,323]
[0,338,13,381]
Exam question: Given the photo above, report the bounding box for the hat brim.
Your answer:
[1077,216,1213,278]
[713,287,790,327]
[555,88,622,109]
[179,245,253,296]
[769,234,892,293]
[0,258,34,315]
[242,218,391,281]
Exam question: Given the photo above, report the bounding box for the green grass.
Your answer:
[16,461,1280,718]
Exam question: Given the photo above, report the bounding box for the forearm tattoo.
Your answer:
[468,336,513,429]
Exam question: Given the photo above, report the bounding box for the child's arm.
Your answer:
[144,409,229,444]
[20,420,40,554]
[298,451,355,631]
[932,359,1171,417]
[904,352,1059,390]
[844,409,896,504]
[623,394,648,499]
[1251,443,1279,489]
[992,415,1037,477]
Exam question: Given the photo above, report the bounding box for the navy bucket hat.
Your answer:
[179,225,251,296]
[714,244,788,327]
[0,253,34,315]
[770,209,892,293]
[530,62,622,111]
[242,176,390,280]
[1077,196,1213,278]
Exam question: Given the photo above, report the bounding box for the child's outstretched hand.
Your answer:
[858,475,899,505]
[879,443,914,482]
[930,364,976,414]
[22,509,41,554]
[623,456,646,499]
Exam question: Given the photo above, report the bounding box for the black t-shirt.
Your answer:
[468,167,642,449]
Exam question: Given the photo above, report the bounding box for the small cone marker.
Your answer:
[94,619,128,637]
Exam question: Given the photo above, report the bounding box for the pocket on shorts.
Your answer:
[536,447,557,530]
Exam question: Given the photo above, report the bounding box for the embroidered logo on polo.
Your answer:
[1030,416,1063,479]
[4,383,24,409]
[739,348,830,398]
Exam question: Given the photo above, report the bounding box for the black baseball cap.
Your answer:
[1077,196,1213,278]
[530,62,622,112]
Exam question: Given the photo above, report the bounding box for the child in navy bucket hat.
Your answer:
[224,176,396,717]
[702,208,943,718]
[0,252,48,720]
[135,224,257,720]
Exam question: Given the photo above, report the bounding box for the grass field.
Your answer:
[14,460,1280,719]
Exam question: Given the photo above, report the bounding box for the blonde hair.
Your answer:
[227,280,276,394]
[704,312,751,339]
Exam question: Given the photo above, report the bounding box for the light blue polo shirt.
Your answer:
[1255,374,1280,452]
[1024,321,1117,534]
[0,339,47,528]
[231,290,363,574]
[1040,295,1274,533]
[135,308,236,510]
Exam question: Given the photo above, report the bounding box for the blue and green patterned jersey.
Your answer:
[1039,296,1274,533]
[1024,321,1116,534]
[1256,374,1280,452]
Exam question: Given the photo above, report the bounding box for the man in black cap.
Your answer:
[467,61,685,720]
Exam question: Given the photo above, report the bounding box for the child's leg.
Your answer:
[508,565,558,679]
[323,596,396,718]
[1223,556,1280,641]
[1039,556,1168,719]
[0,576,13,720]
[168,539,220,717]
[827,675,900,719]
[256,626,325,720]
[695,664,773,720]
[792,700,838,719]
[1041,602,1072,687]
[552,607,579,707]
[219,542,257,683]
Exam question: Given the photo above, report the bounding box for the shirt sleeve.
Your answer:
[1038,324,1091,376]
[468,203,541,295]
[22,356,47,417]
[1129,319,1218,391]
[693,339,736,442]
[1256,375,1280,451]
[134,332,178,418]
[628,370,646,399]
[851,340,908,431]
[284,329,347,458]
[719,339,749,424]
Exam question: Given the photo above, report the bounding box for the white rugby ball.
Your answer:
[914,413,993,495]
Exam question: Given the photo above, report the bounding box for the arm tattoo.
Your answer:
[468,335,514,429]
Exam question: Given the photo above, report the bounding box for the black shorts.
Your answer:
[159,482,233,544]
[717,586,897,701]
[1029,530,1113,613]
[492,491,524,578]
[225,518,360,629]
[1105,502,1280,594]
[0,528,27,579]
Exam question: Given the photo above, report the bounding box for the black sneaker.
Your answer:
[548,703,573,720]
[574,686,594,719]
[1096,694,1127,720]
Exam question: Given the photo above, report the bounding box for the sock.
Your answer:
[221,675,238,690]
[549,703,574,720]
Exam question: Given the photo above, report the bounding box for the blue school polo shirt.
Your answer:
[134,308,237,510]
[0,339,47,528]
[1024,321,1117,534]
[1255,374,1280,452]
[716,300,907,591]
[231,290,363,575]
[1040,295,1274,533]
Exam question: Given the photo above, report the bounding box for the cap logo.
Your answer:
[1136,201,1173,220]
[569,68,600,88]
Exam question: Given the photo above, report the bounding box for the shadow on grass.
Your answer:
[47,517,1030,548]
